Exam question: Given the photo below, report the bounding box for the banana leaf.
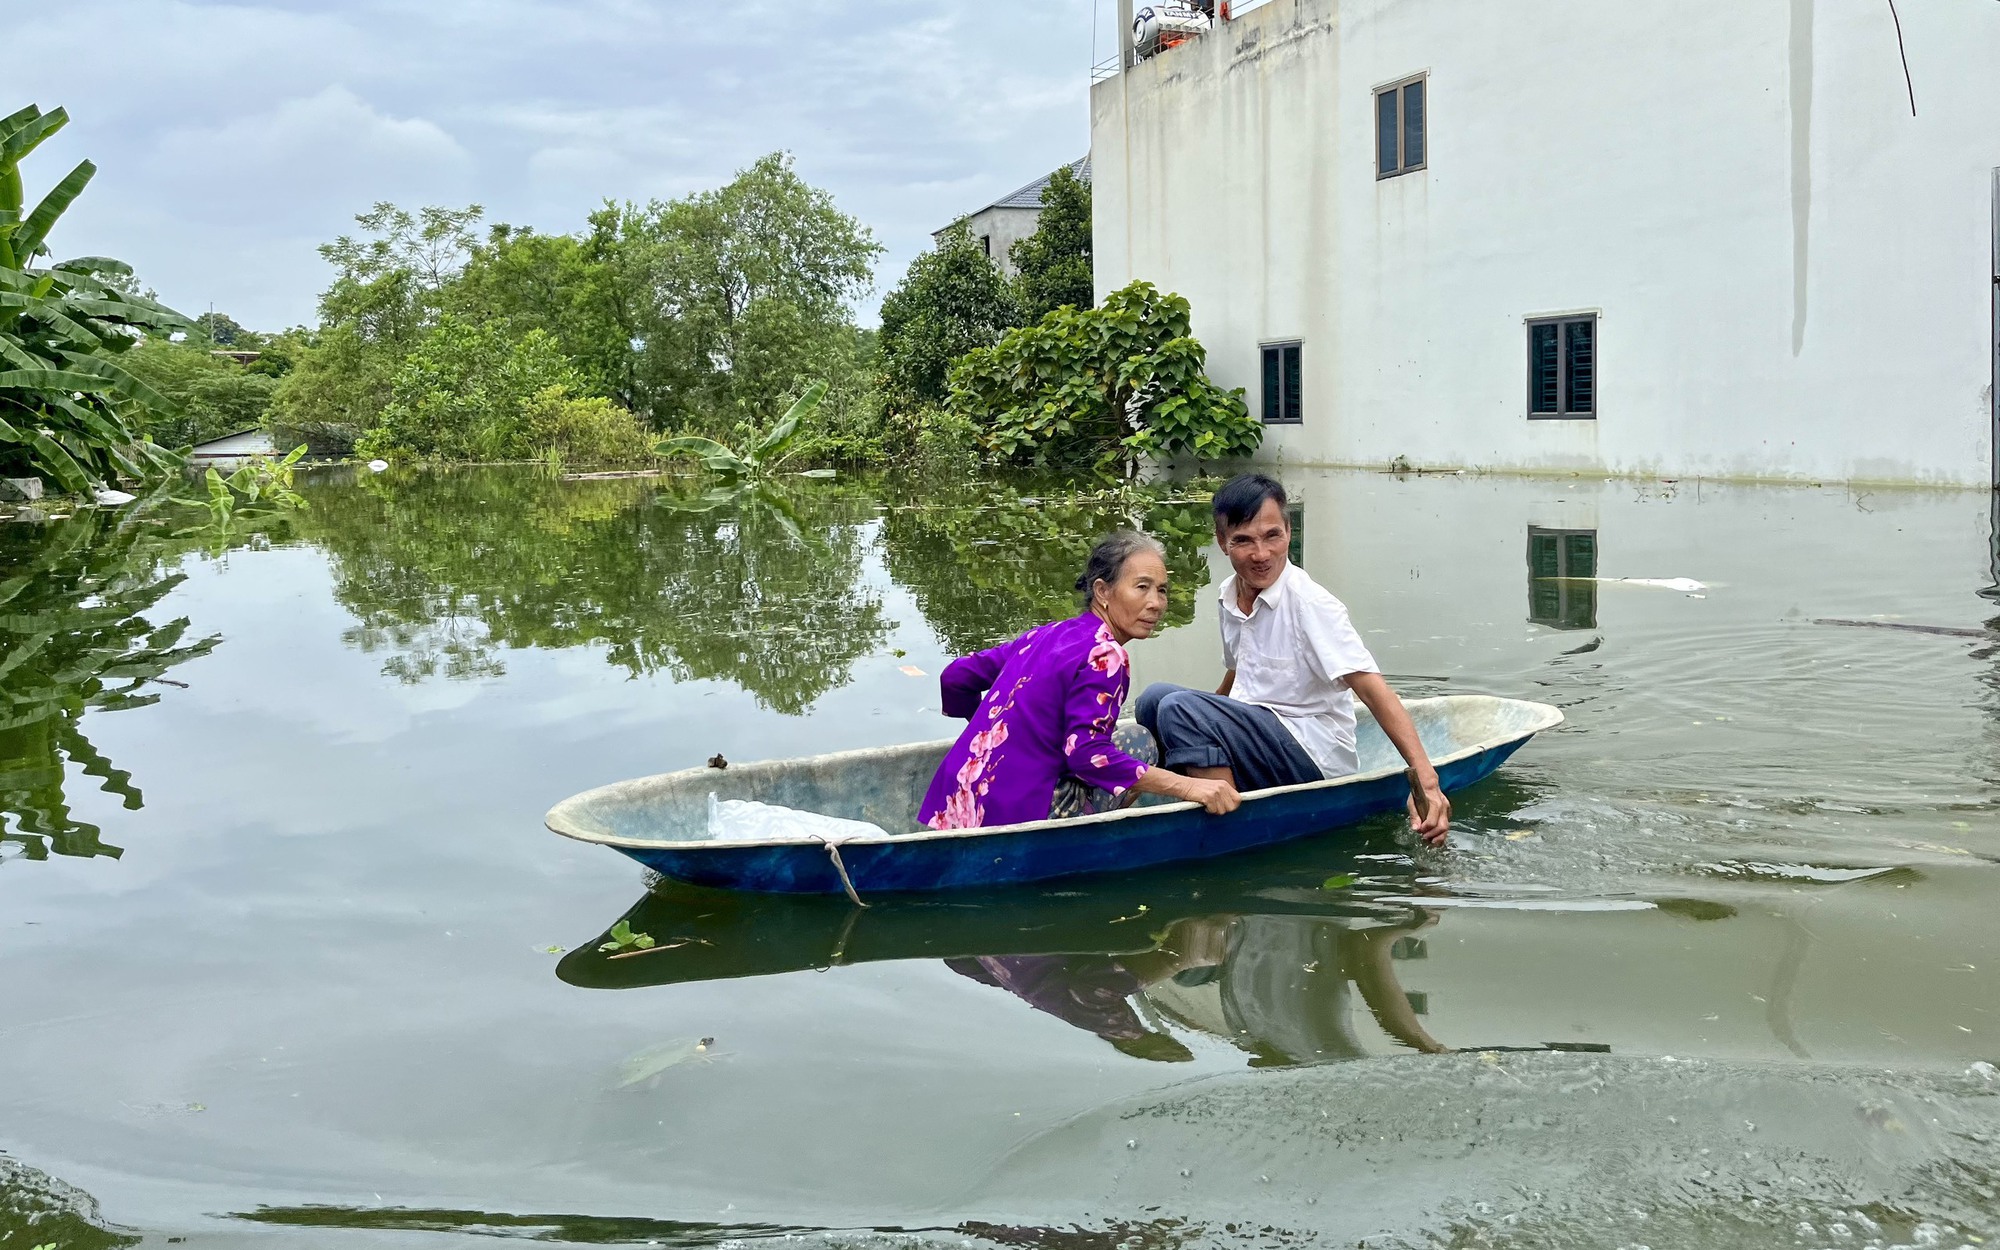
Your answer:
[654,435,745,477]
[0,107,66,164]
[0,367,114,393]
[20,426,90,492]
[15,160,94,260]
[750,380,827,467]
[53,256,134,279]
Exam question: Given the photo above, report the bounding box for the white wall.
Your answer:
[950,204,1045,277]
[1093,0,2000,487]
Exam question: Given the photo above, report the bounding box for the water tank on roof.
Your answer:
[1133,3,1212,60]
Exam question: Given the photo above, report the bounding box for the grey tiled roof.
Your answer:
[977,155,1091,214]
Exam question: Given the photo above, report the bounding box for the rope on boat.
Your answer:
[809,835,869,908]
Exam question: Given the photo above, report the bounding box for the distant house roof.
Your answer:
[940,156,1091,234]
[189,428,276,459]
[983,156,1091,212]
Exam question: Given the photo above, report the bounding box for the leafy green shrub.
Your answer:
[354,317,582,461]
[517,386,655,465]
[947,280,1261,472]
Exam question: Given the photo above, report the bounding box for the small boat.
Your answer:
[544,695,1562,897]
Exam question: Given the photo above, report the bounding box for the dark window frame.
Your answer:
[1526,313,1598,420]
[1259,340,1303,425]
[1375,73,1428,179]
[1526,526,1598,631]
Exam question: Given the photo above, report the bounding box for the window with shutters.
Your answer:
[1375,74,1426,178]
[1527,314,1597,419]
[1260,341,1302,424]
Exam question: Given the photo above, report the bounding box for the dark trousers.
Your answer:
[1135,683,1323,793]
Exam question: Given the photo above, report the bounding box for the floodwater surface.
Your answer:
[3,467,1998,1249]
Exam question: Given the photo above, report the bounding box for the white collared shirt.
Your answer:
[1218,561,1380,777]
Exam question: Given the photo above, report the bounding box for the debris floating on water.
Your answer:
[1811,617,1992,639]
[1595,577,1708,593]
[619,1036,719,1088]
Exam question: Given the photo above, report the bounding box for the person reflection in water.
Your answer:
[949,912,1448,1063]
[918,532,1241,830]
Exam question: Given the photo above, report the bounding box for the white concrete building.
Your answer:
[1093,0,2000,487]
[937,157,1091,277]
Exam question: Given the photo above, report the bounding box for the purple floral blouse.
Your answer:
[918,613,1151,830]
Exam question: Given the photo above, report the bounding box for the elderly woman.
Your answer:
[918,532,1241,830]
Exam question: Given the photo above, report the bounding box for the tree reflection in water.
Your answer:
[879,481,1216,654]
[300,467,890,715]
[0,509,221,862]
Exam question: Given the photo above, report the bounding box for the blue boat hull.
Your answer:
[606,734,1530,895]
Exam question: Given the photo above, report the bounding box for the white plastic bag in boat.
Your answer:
[706,793,889,843]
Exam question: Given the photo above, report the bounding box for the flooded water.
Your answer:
[3,466,1998,1249]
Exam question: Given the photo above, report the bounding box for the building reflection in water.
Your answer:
[1526,525,1598,630]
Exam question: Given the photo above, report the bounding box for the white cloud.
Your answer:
[148,87,473,221]
[12,0,1103,328]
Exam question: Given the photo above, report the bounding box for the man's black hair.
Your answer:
[1212,472,1288,530]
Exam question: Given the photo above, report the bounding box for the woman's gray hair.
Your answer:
[1076,530,1167,609]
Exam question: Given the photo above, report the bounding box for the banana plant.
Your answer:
[654,381,826,481]
[1,103,191,493]
[168,444,310,539]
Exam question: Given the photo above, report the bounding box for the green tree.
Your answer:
[948,280,1261,473]
[321,202,484,290]
[191,311,246,346]
[269,203,483,454]
[452,223,635,410]
[878,223,1021,410]
[0,104,188,491]
[121,339,277,447]
[354,316,583,461]
[1009,163,1093,321]
[629,152,882,434]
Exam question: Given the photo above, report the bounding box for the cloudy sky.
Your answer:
[16,0,1112,330]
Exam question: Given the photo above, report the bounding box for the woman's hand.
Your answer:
[1179,775,1241,816]
[1133,767,1241,815]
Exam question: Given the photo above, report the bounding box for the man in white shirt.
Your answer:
[1135,473,1452,844]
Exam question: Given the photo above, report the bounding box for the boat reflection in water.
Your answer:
[557,835,1613,1066]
